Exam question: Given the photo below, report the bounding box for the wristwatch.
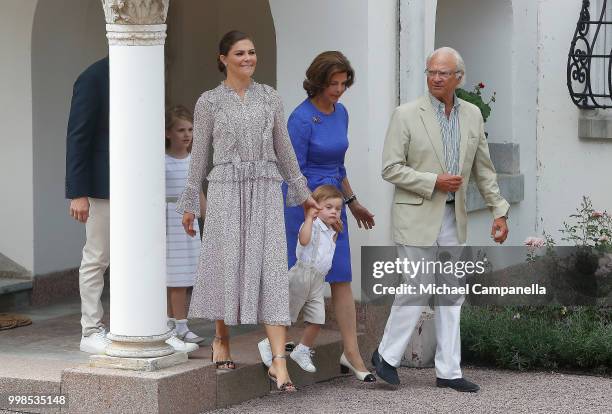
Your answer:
[345,194,357,205]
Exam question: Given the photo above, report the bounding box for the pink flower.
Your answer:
[599,235,610,242]
[592,210,606,218]
[524,237,546,248]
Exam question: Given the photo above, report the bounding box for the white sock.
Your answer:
[175,319,201,340]
[175,319,188,335]
[296,343,310,352]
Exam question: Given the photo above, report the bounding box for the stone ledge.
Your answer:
[0,278,32,295]
[466,173,524,213]
[579,109,612,139]
[488,142,520,174]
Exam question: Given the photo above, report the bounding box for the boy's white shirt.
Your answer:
[295,217,337,275]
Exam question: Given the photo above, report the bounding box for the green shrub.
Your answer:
[461,305,612,374]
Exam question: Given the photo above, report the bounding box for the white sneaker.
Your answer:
[290,344,316,373]
[257,338,273,367]
[80,329,111,354]
[166,334,199,353]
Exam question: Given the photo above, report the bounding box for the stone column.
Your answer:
[92,0,186,371]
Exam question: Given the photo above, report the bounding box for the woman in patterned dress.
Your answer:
[177,30,318,392]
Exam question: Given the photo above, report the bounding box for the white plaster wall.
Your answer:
[31,0,107,274]
[465,0,539,248]
[0,0,38,272]
[435,0,513,143]
[536,0,612,241]
[270,0,398,297]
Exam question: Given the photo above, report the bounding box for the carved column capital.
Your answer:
[101,0,169,25]
[101,0,169,46]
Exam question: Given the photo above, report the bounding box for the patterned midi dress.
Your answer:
[176,81,310,326]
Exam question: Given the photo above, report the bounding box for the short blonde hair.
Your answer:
[312,185,344,203]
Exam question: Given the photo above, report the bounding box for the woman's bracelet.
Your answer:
[344,194,357,205]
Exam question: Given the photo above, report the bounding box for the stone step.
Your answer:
[0,278,33,312]
[0,356,81,414]
[1,325,360,413]
[0,252,31,280]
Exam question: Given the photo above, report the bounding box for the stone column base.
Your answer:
[90,352,187,372]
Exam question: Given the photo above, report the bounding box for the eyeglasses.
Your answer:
[424,69,462,79]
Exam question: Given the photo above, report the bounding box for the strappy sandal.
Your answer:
[211,335,236,370]
[268,355,297,393]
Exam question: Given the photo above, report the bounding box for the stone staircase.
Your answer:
[0,252,32,312]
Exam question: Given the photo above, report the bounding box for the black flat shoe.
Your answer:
[436,377,480,392]
[371,348,400,385]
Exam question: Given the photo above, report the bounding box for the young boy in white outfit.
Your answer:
[258,185,343,372]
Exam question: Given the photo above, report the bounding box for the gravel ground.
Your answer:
[211,367,612,414]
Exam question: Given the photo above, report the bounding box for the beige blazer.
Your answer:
[381,95,509,246]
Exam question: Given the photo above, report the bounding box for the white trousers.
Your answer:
[79,198,110,336]
[378,204,465,379]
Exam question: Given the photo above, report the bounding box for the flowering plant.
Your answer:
[560,196,612,252]
[524,196,612,261]
[524,233,555,262]
[456,82,496,123]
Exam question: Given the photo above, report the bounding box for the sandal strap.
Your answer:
[214,335,229,340]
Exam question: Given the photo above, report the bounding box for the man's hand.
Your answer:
[491,216,509,244]
[435,173,463,193]
[69,197,90,223]
[182,212,197,237]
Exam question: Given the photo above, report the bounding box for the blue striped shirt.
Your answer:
[429,93,461,201]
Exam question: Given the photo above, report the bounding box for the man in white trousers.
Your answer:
[372,47,509,392]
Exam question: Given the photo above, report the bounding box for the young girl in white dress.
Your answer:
[165,106,205,352]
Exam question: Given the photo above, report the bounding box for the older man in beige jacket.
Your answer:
[371,47,509,392]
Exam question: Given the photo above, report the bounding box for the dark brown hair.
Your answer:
[303,51,355,98]
[217,30,252,74]
[165,105,193,151]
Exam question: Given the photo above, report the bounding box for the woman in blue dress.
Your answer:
[283,51,376,382]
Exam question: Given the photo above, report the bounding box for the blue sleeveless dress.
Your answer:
[282,98,352,283]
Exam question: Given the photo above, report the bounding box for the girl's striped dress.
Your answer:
[166,153,200,287]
